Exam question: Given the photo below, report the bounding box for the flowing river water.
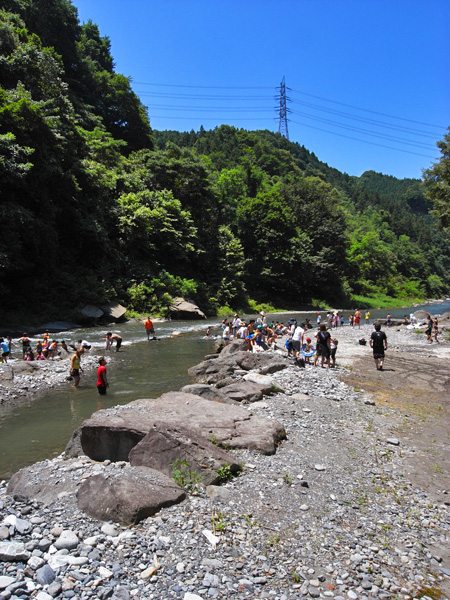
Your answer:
[1,302,448,480]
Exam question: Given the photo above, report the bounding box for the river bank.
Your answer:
[1,320,449,599]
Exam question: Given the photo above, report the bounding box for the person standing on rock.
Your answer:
[96,357,108,395]
[70,349,83,388]
[144,316,154,340]
[370,324,387,371]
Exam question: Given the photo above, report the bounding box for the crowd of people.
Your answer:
[218,309,441,372]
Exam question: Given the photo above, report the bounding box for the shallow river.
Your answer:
[1,301,448,480]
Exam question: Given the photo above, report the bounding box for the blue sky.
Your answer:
[73,0,450,180]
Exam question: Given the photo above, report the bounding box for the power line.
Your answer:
[289,119,437,159]
[290,109,436,151]
[288,87,445,131]
[289,96,439,139]
[134,82,274,90]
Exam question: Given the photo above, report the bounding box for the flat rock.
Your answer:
[128,421,240,485]
[68,391,286,459]
[180,384,238,405]
[76,465,185,525]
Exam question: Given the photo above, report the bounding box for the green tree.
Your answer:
[423,128,450,232]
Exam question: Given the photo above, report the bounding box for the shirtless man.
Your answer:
[105,332,122,352]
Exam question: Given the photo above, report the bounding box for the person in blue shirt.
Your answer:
[0,338,10,364]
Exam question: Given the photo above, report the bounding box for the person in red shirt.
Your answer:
[96,357,108,395]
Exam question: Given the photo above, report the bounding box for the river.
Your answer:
[1,301,448,480]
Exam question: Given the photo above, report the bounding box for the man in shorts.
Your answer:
[145,317,155,340]
[370,324,387,370]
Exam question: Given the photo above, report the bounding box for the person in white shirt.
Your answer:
[292,324,305,357]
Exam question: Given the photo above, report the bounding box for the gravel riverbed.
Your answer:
[0,323,449,600]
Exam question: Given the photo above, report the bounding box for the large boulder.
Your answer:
[413,309,431,321]
[188,350,288,385]
[128,421,240,486]
[78,305,104,321]
[220,339,247,354]
[67,391,286,458]
[100,301,127,321]
[168,297,206,320]
[7,458,186,526]
[76,466,185,526]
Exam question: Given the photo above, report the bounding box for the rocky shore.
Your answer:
[0,351,102,404]
[1,320,449,600]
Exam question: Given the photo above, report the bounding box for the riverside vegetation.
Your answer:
[1,0,450,326]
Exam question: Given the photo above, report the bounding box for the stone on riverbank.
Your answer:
[76,465,186,525]
[188,349,288,385]
[167,297,206,320]
[180,383,238,404]
[128,421,240,485]
[67,391,286,459]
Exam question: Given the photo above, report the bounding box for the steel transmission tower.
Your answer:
[277,76,289,139]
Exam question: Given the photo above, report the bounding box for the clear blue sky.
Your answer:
[73,0,450,180]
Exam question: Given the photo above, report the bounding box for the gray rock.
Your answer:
[76,465,186,525]
[180,384,238,405]
[99,301,127,321]
[46,581,63,597]
[206,485,232,504]
[69,392,286,459]
[0,576,15,589]
[0,541,30,561]
[54,530,79,550]
[218,380,267,403]
[386,437,400,446]
[128,421,240,486]
[36,564,56,586]
[168,297,206,320]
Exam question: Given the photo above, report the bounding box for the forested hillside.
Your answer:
[1,0,449,324]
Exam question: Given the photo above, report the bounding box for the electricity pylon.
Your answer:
[277,76,289,140]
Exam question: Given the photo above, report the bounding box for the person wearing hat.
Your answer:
[144,316,155,340]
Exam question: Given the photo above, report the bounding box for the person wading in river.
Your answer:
[96,357,108,395]
[70,349,83,388]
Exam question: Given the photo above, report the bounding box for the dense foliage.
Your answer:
[0,1,449,322]
[423,128,450,234]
